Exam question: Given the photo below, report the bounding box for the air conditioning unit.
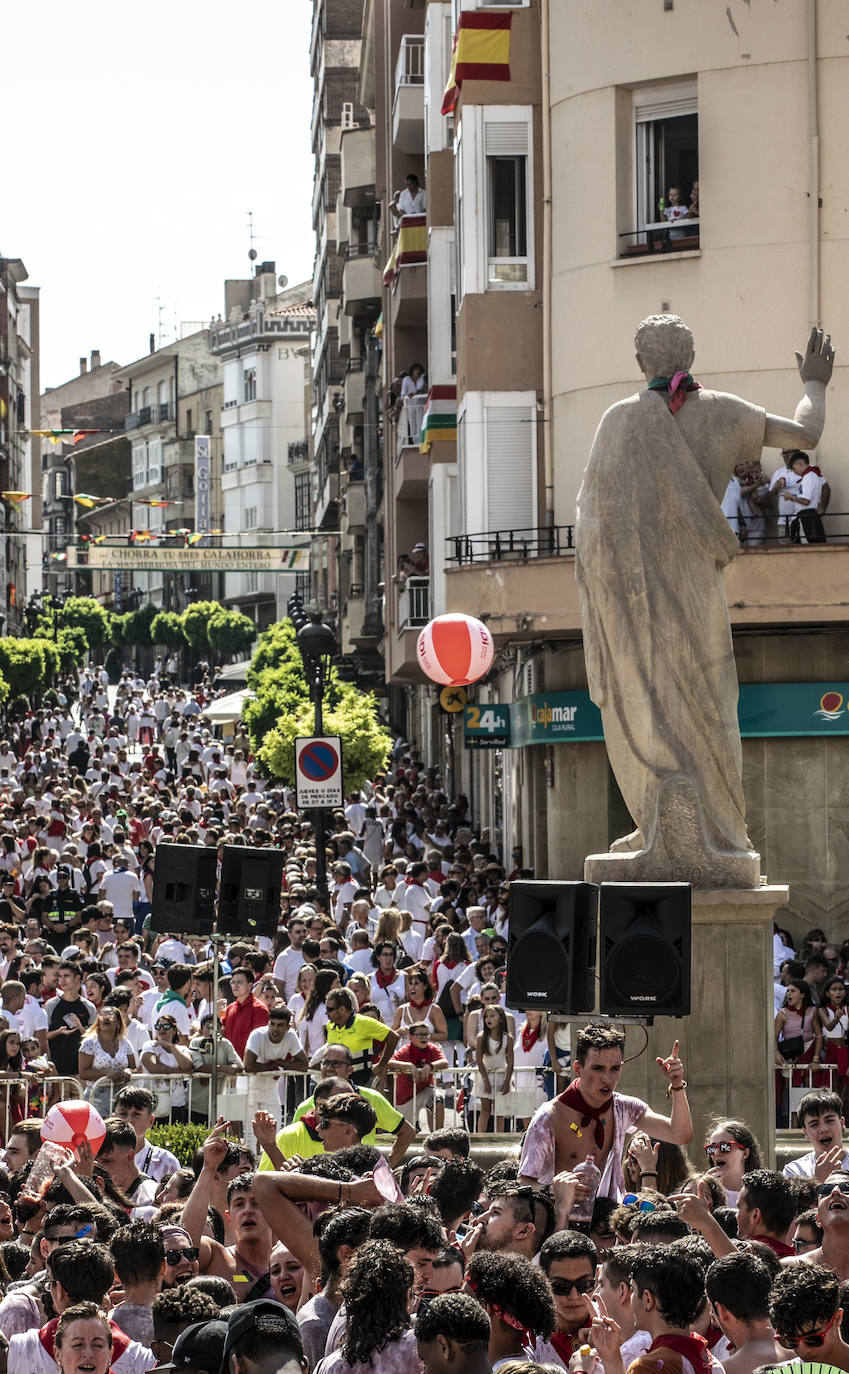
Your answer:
[521,657,541,697]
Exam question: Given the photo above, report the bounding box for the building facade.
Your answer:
[0,258,41,631]
[209,266,315,630]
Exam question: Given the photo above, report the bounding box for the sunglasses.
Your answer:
[816,1181,849,1198]
[623,1195,656,1212]
[777,1311,839,1348]
[550,1277,595,1297]
[704,1141,746,1157]
[164,1246,199,1266]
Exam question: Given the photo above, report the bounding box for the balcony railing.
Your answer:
[619,219,700,256]
[395,34,424,88]
[398,574,430,628]
[287,440,309,465]
[447,527,576,564]
[125,402,171,431]
[396,394,425,455]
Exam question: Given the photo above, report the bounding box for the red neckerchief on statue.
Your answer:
[558,1079,612,1150]
[648,1332,712,1372]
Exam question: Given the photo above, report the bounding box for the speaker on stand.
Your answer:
[505,881,597,1014]
[598,883,691,1018]
[218,845,286,938]
[150,842,217,936]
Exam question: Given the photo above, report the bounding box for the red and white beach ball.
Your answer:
[417,613,494,686]
[41,1100,106,1155]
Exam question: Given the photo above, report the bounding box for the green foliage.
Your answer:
[259,679,391,792]
[246,620,301,685]
[0,638,49,698]
[0,672,10,709]
[145,1121,216,1166]
[56,596,111,649]
[56,626,89,674]
[8,695,28,720]
[109,614,130,647]
[182,601,223,650]
[150,612,187,648]
[123,602,158,647]
[207,609,256,656]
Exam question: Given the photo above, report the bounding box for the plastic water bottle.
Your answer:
[569,1155,601,1224]
[26,1141,69,1197]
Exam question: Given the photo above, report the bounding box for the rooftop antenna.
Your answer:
[156,297,168,348]
[248,210,258,267]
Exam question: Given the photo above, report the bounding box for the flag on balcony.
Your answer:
[383,216,428,285]
[420,386,457,453]
[442,13,512,116]
[373,313,383,338]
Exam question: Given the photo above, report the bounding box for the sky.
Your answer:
[3,0,317,390]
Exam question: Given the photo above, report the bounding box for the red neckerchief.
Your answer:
[801,465,823,477]
[751,1233,795,1258]
[550,1333,575,1363]
[408,997,431,1011]
[521,1023,541,1053]
[559,1080,613,1150]
[648,1332,712,1372]
[375,969,398,990]
[705,1327,724,1350]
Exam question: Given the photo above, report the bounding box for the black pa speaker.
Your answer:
[599,883,691,1017]
[150,842,217,936]
[505,881,597,1014]
[218,845,286,938]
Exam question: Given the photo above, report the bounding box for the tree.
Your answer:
[56,596,112,649]
[35,626,87,676]
[207,609,256,657]
[0,639,49,699]
[258,679,391,793]
[150,612,187,648]
[181,601,222,650]
[123,602,157,646]
[246,620,301,685]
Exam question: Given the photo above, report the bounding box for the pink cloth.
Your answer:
[518,1089,648,1199]
[316,1328,421,1374]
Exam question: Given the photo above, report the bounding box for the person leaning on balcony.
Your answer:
[390,172,427,220]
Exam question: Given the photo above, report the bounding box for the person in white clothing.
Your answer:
[785,450,828,542]
[782,1089,849,1179]
[390,172,426,220]
[99,860,139,922]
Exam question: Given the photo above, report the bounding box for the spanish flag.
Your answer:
[383,215,428,286]
[442,13,511,116]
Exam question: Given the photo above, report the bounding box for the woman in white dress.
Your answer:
[392,966,448,1043]
[474,1005,514,1133]
[512,1009,547,1127]
[287,963,315,1022]
[78,1006,137,1118]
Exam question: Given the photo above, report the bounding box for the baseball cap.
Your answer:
[222,1300,303,1370]
[156,1319,228,1374]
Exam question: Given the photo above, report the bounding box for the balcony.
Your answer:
[444,523,849,643]
[341,126,376,209]
[342,246,381,317]
[287,440,309,467]
[393,36,425,153]
[343,479,366,532]
[124,401,171,431]
[343,359,365,422]
[314,470,340,531]
[394,399,429,498]
[399,575,430,629]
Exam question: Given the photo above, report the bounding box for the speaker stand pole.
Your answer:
[209,922,223,1126]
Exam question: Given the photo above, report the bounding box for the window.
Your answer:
[246,571,259,593]
[631,82,698,249]
[186,408,193,434]
[132,443,146,489]
[244,367,257,402]
[458,392,537,535]
[457,106,534,295]
[244,506,258,530]
[205,410,213,433]
[295,471,311,530]
[53,470,67,500]
[146,437,162,486]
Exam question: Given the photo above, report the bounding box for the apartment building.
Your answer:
[40,351,125,598]
[0,258,40,631]
[209,266,315,629]
[441,1,849,936]
[113,331,222,611]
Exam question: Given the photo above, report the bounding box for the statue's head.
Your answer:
[635,313,695,380]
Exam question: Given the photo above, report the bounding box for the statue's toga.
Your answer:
[575,317,834,886]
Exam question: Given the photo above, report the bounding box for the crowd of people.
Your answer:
[721,447,830,546]
[0,660,841,1373]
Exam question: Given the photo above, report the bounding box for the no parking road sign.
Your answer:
[295,735,344,809]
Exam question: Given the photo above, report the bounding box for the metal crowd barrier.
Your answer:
[88,1064,545,1144]
[778,1061,838,1129]
[0,1075,86,1145]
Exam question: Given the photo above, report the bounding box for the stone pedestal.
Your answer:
[573,886,789,1168]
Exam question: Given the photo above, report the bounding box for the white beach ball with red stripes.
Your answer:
[41,1099,107,1154]
[417,613,494,686]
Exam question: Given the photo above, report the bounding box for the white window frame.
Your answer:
[244,506,258,530]
[425,3,453,159]
[457,390,537,535]
[427,227,457,384]
[146,436,162,487]
[633,81,698,236]
[132,442,146,490]
[457,105,534,295]
[244,367,257,402]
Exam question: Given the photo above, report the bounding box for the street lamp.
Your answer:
[288,598,337,906]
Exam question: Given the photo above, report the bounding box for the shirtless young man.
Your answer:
[517,1023,692,1199]
[783,1171,849,1280]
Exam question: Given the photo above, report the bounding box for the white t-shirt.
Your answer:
[399,882,433,930]
[272,947,306,1000]
[769,464,803,517]
[334,881,359,923]
[783,1147,849,1178]
[245,1025,303,1064]
[99,869,139,920]
[800,467,825,510]
[14,1000,48,1041]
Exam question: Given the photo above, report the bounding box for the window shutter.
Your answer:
[486,405,534,530]
[446,470,459,539]
[484,121,528,157]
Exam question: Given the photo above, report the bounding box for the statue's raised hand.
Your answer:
[796,327,835,385]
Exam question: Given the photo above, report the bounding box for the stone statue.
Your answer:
[576,317,834,888]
